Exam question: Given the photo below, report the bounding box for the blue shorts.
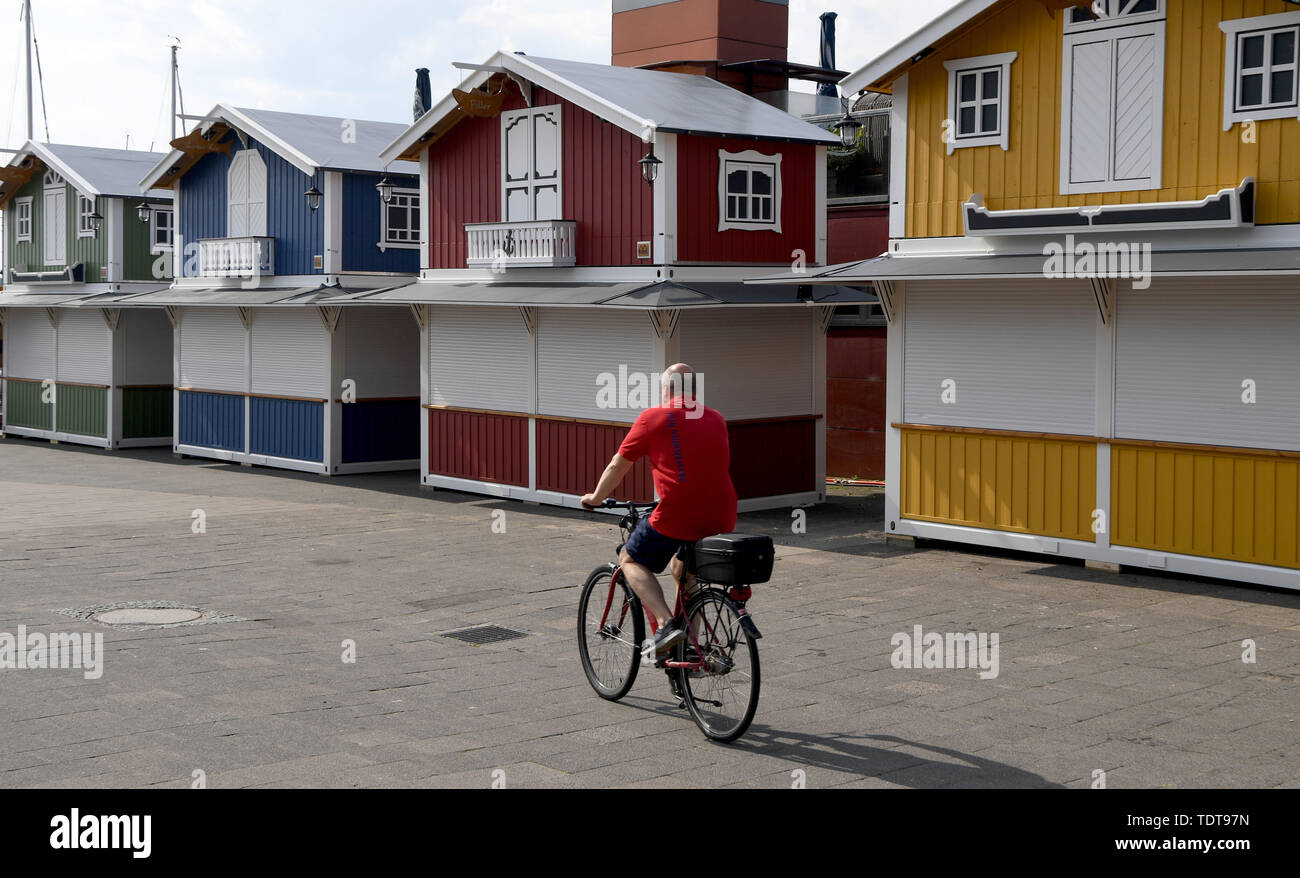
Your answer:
[624,518,689,574]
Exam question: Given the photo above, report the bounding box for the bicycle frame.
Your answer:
[596,502,722,673]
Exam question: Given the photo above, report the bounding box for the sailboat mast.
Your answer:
[25,0,33,140]
[170,43,178,141]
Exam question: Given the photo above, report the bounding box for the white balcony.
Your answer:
[198,237,275,278]
[465,220,576,268]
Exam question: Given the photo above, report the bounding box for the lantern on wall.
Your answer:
[638,151,662,186]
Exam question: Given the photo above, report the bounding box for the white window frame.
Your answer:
[379,187,421,251]
[43,170,64,187]
[717,149,783,233]
[1060,18,1166,195]
[77,193,96,238]
[1221,11,1300,130]
[500,104,563,222]
[1064,0,1166,33]
[14,197,33,242]
[151,207,174,254]
[943,53,1016,154]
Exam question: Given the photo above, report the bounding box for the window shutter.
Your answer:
[1066,37,1112,187]
[532,109,560,221]
[228,152,250,237]
[1111,29,1160,184]
[246,151,268,237]
[503,111,531,222]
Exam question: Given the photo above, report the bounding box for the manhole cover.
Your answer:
[93,608,202,625]
[55,601,247,631]
[440,624,530,645]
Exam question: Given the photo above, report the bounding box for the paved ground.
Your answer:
[1,436,1298,789]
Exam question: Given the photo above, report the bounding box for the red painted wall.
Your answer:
[728,419,816,499]
[428,409,529,487]
[426,86,654,269]
[676,136,817,264]
[536,420,655,500]
[826,328,886,481]
[827,203,889,264]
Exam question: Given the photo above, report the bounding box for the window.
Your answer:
[819,110,889,202]
[1066,0,1164,32]
[151,208,174,253]
[501,105,561,222]
[943,53,1016,153]
[381,189,420,250]
[14,197,32,242]
[718,149,783,232]
[1221,12,1300,129]
[77,194,96,238]
[1060,17,1165,194]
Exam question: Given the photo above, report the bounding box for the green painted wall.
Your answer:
[54,383,107,438]
[123,203,170,282]
[122,386,172,438]
[4,174,106,279]
[4,379,53,430]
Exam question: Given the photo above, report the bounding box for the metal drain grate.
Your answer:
[440,624,530,645]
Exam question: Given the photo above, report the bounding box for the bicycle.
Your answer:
[577,499,767,743]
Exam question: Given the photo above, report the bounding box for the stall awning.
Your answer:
[114,285,353,306]
[750,247,1300,284]
[0,287,171,307]
[345,280,875,308]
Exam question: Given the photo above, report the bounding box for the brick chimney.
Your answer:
[612,0,789,93]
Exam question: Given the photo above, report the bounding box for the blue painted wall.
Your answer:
[178,130,324,277]
[342,399,420,463]
[179,391,245,452]
[250,397,323,462]
[342,172,420,274]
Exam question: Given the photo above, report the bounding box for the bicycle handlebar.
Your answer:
[584,498,659,511]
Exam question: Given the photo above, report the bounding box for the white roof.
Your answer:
[381,51,837,164]
[839,0,1002,94]
[140,104,419,191]
[2,141,172,201]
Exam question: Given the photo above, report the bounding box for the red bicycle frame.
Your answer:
[600,565,717,671]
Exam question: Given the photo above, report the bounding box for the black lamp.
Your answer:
[836,108,862,150]
[89,210,105,233]
[136,201,151,223]
[304,185,323,211]
[376,176,394,204]
[638,151,662,185]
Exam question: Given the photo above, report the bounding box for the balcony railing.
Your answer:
[465,220,577,268]
[198,237,275,278]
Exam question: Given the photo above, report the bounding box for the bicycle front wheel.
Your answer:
[577,564,644,701]
[677,589,761,743]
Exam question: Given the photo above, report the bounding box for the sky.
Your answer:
[0,0,955,154]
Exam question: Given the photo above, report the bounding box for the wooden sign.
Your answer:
[453,88,506,118]
[169,129,233,156]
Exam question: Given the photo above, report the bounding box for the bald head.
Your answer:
[662,362,695,405]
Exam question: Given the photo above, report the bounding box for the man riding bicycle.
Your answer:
[581,363,739,660]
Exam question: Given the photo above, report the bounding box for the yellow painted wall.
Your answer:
[900,427,1097,541]
[904,0,1300,237]
[1112,444,1300,569]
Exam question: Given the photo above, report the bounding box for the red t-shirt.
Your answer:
[617,398,738,541]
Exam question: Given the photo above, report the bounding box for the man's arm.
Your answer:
[580,454,634,509]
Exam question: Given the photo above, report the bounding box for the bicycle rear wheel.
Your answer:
[577,564,644,701]
[677,589,760,742]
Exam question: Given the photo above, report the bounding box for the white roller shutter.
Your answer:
[537,308,653,422]
[122,309,174,386]
[903,279,1097,435]
[429,305,531,412]
[1115,279,1300,451]
[251,309,328,398]
[179,307,246,393]
[5,308,55,381]
[343,307,418,398]
[56,309,112,384]
[678,309,814,420]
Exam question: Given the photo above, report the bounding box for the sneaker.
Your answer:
[651,616,686,657]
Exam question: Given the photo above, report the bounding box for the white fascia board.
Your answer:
[840,0,1003,94]
[506,54,655,140]
[22,141,102,198]
[216,104,320,177]
[378,65,498,164]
